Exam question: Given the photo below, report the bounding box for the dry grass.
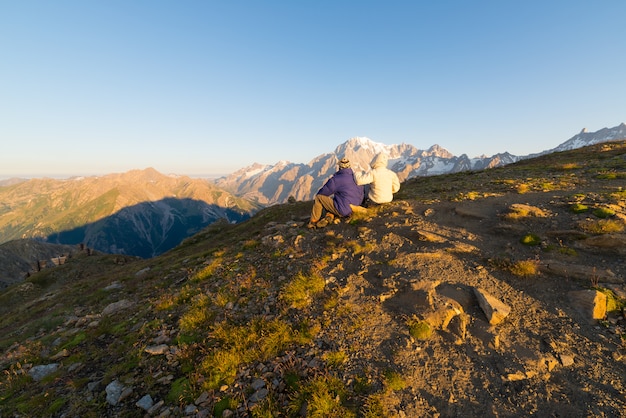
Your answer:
[578,219,625,234]
[510,259,540,277]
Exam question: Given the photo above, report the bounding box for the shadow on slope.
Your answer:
[45,197,255,258]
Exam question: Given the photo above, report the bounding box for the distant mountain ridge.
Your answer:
[214,123,626,205]
[0,168,262,258]
[527,122,626,157]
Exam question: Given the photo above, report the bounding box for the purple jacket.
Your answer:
[317,168,364,217]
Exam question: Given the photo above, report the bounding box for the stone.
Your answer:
[28,363,59,381]
[560,354,575,367]
[473,287,511,325]
[145,344,170,355]
[195,391,210,405]
[568,290,607,321]
[251,378,266,390]
[249,388,269,403]
[106,380,124,406]
[136,394,154,411]
[102,299,134,316]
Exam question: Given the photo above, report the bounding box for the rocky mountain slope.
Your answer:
[0,168,261,259]
[0,240,81,290]
[0,141,624,417]
[214,123,626,206]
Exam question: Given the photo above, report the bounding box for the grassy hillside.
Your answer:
[0,169,261,258]
[0,142,624,417]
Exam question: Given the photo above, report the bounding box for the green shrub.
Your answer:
[520,234,541,246]
[570,203,589,213]
[408,319,432,340]
[593,207,615,219]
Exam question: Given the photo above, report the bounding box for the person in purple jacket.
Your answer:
[307,157,364,229]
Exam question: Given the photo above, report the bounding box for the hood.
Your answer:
[370,153,388,169]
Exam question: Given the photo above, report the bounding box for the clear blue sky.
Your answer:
[2,1,625,178]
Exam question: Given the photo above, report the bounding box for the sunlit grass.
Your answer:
[288,375,356,418]
[578,219,625,234]
[200,317,312,390]
[384,370,407,392]
[179,293,214,333]
[280,270,325,309]
[510,259,540,277]
[323,350,348,368]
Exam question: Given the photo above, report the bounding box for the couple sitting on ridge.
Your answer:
[307,153,400,229]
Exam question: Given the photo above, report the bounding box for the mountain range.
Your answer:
[214,123,626,205]
[0,123,624,274]
[0,168,260,261]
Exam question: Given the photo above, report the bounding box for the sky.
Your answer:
[2,1,625,178]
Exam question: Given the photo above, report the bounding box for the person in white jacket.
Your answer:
[354,152,400,206]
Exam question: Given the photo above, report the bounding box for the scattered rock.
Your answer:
[145,344,170,355]
[106,380,125,406]
[103,281,123,291]
[101,299,134,316]
[28,363,59,381]
[568,290,607,321]
[473,288,511,325]
[560,354,575,367]
[540,260,622,284]
[579,234,626,254]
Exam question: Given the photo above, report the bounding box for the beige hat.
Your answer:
[338,158,351,169]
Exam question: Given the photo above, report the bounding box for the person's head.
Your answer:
[371,153,388,169]
[338,157,351,169]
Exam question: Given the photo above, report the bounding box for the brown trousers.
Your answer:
[310,194,341,221]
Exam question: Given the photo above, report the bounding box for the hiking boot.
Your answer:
[306,219,318,229]
[315,218,329,228]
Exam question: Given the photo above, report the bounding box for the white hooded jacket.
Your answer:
[354,153,400,204]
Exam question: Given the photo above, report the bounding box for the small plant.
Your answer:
[516,183,531,194]
[578,219,625,234]
[593,207,615,219]
[179,293,214,333]
[559,163,581,170]
[597,172,617,180]
[383,370,407,391]
[280,271,325,309]
[214,397,238,417]
[323,350,348,368]
[570,203,589,213]
[190,255,223,282]
[361,394,386,418]
[520,233,541,246]
[408,318,432,340]
[288,375,355,418]
[61,332,87,350]
[510,259,539,277]
[167,377,194,404]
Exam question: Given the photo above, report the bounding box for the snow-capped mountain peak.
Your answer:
[213,123,626,206]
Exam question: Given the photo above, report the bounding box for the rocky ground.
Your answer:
[244,185,625,417]
[1,142,625,417]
